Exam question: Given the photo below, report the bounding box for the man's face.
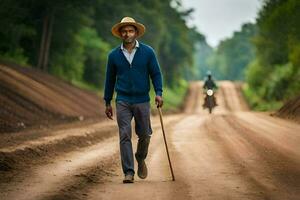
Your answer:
[119,25,138,44]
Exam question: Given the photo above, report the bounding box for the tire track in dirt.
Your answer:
[1,137,119,200]
[0,114,184,200]
[184,82,202,113]
[219,81,249,112]
[205,114,300,200]
[234,112,300,161]
[80,114,191,200]
[204,115,273,199]
[227,115,300,190]
[0,121,117,172]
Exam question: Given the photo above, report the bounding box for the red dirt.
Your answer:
[275,95,300,123]
[0,62,106,133]
[0,80,299,200]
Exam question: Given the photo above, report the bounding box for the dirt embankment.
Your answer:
[275,95,300,123]
[0,62,105,133]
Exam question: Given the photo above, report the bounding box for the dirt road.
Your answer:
[1,81,299,200]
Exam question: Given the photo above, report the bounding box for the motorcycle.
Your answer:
[203,89,216,114]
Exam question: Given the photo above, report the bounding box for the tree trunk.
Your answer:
[37,10,55,72]
[42,11,54,72]
[37,14,48,70]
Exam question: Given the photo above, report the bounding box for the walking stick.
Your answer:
[157,105,175,181]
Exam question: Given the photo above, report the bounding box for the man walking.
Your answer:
[104,17,163,183]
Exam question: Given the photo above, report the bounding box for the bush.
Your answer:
[150,79,188,112]
[242,83,283,111]
[0,48,28,65]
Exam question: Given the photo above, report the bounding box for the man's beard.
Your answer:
[123,37,135,44]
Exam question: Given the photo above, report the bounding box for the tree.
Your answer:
[0,0,204,89]
[206,23,257,80]
[246,0,300,102]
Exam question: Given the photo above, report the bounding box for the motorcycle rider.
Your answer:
[203,71,218,107]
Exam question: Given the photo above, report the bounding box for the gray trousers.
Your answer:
[116,101,152,176]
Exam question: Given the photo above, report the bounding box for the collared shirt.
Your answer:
[120,40,139,64]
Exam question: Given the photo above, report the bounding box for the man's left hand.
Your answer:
[155,96,163,107]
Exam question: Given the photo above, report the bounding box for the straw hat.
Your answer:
[111,17,146,38]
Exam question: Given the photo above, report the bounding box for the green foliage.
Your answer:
[271,63,300,101]
[150,79,188,112]
[245,0,300,109]
[79,27,111,87]
[0,0,36,64]
[162,79,188,111]
[0,0,204,96]
[0,48,28,65]
[49,35,85,82]
[206,23,257,80]
[242,83,283,111]
[245,59,268,95]
[265,63,295,101]
[254,0,298,66]
[71,79,103,94]
[192,40,214,80]
[288,40,300,68]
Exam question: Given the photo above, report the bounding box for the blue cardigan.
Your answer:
[104,42,163,105]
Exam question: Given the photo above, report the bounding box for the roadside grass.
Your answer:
[150,80,188,113]
[242,84,283,111]
[71,79,102,93]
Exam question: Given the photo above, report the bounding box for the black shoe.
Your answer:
[123,174,134,183]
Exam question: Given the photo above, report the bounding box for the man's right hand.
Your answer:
[155,96,164,108]
[105,105,113,120]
